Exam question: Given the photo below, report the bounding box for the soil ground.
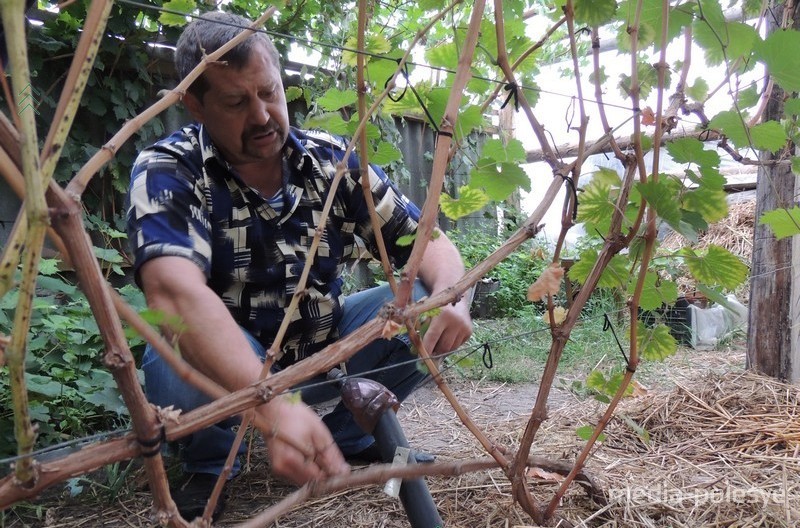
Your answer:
[8,336,795,528]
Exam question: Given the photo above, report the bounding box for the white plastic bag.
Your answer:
[688,295,748,350]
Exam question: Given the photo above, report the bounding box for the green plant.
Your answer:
[65,460,142,500]
[451,226,551,317]
[452,309,627,384]
[0,259,147,461]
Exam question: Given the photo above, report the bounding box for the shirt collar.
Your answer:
[198,125,312,225]
[198,124,224,169]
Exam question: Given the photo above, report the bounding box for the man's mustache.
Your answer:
[244,125,282,139]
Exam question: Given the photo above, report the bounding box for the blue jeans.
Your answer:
[141,281,429,476]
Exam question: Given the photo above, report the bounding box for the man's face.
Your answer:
[184,41,290,168]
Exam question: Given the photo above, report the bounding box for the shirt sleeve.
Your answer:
[126,147,213,283]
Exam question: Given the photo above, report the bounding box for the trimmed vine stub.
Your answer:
[0,0,793,525]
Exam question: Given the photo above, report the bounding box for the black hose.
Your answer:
[372,410,444,528]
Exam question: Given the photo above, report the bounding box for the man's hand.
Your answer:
[422,301,472,356]
[260,396,350,485]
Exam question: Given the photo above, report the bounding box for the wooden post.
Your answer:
[747,2,800,381]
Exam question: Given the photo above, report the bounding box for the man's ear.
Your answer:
[182,91,205,123]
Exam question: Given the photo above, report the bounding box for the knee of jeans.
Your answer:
[412,279,431,302]
[142,349,210,412]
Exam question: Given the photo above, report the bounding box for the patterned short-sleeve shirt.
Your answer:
[127,124,420,366]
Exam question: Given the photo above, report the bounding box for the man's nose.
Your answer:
[249,99,270,126]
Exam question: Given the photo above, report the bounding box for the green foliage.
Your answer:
[634,271,679,312]
[586,369,633,402]
[708,109,750,147]
[450,226,550,318]
[569,249,629,290]
[616,0,694,52]
[441,187,491,220]
[754,29,800,93]
[160,0,196,27]
[686,78,709,102]
[759,206,800,240]
[572,0,617,27]
[749,121,789,152]
[576,424,606,442]
[679,245,749,290]
[618,61,672,100]
[0,260,148,460]
[636,321,678,361]
[318,88,359,112]
[464,138,531,204]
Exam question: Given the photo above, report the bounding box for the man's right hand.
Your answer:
[260,396,350,485]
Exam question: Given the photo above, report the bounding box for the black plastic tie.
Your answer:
[138,426,166,458]
[482,343,493,369]
[385,59,409,103]
[603,313,630,368]
[561,174,579,221]
[501,82,519,111]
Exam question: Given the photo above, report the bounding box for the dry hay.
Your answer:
[588,370,800,527]
[15,349,800,528]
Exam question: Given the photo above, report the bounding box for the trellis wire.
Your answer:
[112,0,641,115]
[0,307,630,469]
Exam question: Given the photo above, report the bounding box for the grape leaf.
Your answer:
[666,137,720,168]
[693,20,758,66]
[343,34,391,65]
[303,112,350,135]
[784,98,800,117]
[637,179,681,228]
[634,272,679,311]
[369,141,402,166]
[576,181,616,235]
[576,425,606,442]
[750,120,788,152]
[285,86,303,103]
[159,0,195,27]
[481,138,527,163]
[469,160,530,201]
[318,88,357,111]
[636,321,677,361]
[586,370,607,392]
[759,206,800,240]
[683,186,729,223]
[573,0,618,26]
[708,110,749,148]
[680,245,749,289]
[755,29,800,92]
[440,187,490,220]
[736,83,760,109]
[686,78,709,102]
[569,250,629,289]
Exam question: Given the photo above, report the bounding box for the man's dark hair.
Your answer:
[175,11,281,99]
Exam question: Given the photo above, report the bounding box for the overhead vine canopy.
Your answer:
[0,0,798,525]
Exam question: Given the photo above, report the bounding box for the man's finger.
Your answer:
[422,320,443,354]
[316,441,350,477]
[270,441,325,485]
